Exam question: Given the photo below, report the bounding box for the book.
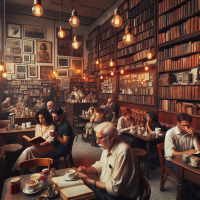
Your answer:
[23,135,46,145]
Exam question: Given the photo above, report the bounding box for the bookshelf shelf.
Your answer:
[131,14,155,28]
[131,26,154,37]
[158,66,198,74]
[158,97,200,101]
[117,100,156,107]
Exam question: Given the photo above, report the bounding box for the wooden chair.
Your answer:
[18,158,53,175]
[132,148,147,172]
[139,172,151,200]
[157,143,177,191]
[0,147,6,196]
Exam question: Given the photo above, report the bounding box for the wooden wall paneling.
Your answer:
[158,111,165,122]
[165,113,172,124]
[171,113,178,126]
[192,117,198,130]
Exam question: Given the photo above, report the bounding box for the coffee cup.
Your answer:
[37,195,48,200]
[143,131,148,136]
[26,122,31,128]
[26,179,39,192]
[155,128,161,135]
[130,129,133,133]
[182,154,190,164]
[65,169,76,180]
[15,124,18,130]
[22,123,25,129]
[30,173,41,181]
[190,156,200,167]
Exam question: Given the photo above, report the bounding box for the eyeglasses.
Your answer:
[95,134,111,141]
[179,124,191,129]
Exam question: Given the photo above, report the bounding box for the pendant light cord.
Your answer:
[60,0,62,26]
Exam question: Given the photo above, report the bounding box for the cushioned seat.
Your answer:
[3,144,23,153]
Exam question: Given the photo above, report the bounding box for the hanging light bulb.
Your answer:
[100,75,103,79]
[83,76,86,79]
[58,27,65,38]
[32,0,43,17]
[123,26,134,45]
[111,8,122,27]
[96,59,99,65]
[2,69,7,78]
[53,71,56,75]
[72,35,80,49]
[147,47,153,59]
[120,69,124,74]
[145,66,149,71]
[69,10,80,27]
[110,71,114,76]
[110,58,114,67]
[0,64,3,71]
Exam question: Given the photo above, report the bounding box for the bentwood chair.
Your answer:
[0,147,6,197]
[18,158,53,175]
[139,172,151,200]
[157,143,177,191]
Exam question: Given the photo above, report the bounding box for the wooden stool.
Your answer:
[132,148,147,172]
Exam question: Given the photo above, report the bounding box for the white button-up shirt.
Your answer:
[92,138,140,198]
[164,125,198,160]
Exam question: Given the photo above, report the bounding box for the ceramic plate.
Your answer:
[188,163,200,168]
[64,174,78,181]
[42,190,59,198]
[23,185,41,194]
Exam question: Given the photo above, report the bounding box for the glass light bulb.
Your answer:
[123,33,134,45]
[111,14,122,27]
[32,4,43,17]
[100,75,103,79]
[145,66,149,71]
[96,60,99,65]
[2,71,7,78]
[110,71,114,76]
[0,65,3,71]
[69,16,80,27]
[120,69,124,74]
[72,40,80,49]
[58,29,65,38]
[53,71,56,75]
[110,59,114,67]
[147,52,153,59]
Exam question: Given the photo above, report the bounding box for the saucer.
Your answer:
[25,126,33,129]
[64,174,78,181]
[23,185,41,194]
[42,190,59,198]
[188,163,200,168]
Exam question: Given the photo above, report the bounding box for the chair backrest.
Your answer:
[0,147,5,192]
[75,110,83,117]
[0,136,6,147]
[68,133,75,154]
[157,143,165,175]
[139,172,151,200]
[18,158,53,175]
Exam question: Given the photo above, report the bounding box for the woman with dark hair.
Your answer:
[12,109,55,171]
[38,43,50,62]
[143,111,161,133]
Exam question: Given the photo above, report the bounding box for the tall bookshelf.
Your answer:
[157,0,200,128]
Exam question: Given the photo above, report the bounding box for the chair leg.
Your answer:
[160,174,165,191]
[64,156,68,168]
[138,157,141,172]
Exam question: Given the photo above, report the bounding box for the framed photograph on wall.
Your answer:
[23,40,34,53]
[72,34,83,57]
[57,57,70,68]
[57,78,62,86]
[13,56,22,63]
[40,66,53,80]
[37,41,52,63]
[5,55,12,62]
[23,54,30,63]
[6,23,21,38]
[28,65,37,78]
[62,78,68,90]
[18,73,26,79]
[56,28,71,40]
[5,63,15,74]
[16,64,27,73]
[104,80,108,86]
[5,46,11,54]
[71,58,83,77]
[23,25,45,40]
[58,39,71,56]
[57,69,68,77]
[11,47,21,55]
[6,38,20,46]
[31,54,35,64]
[68,70,73,77]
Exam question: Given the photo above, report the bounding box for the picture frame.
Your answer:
[12,74,16,79]
[72,34,83,57]
[68,70,73,77]
[40,66,53,80]
[31,54,35,64]
[57,69,68,77]
[11,47,21,55]
[57,57,70,68]
[16,64,27,73]
[57,86,63,90]
[18,73,26,79]
[56,27,71,40]
[108,83,113,89]
[23,25,46,40]
[13,56,22,63]
[6,38,20,46]
[104,80,108,86]
[23,54,31,63]
[148,81,153,87]
[5,63,15,74]
[176,74,183,83]
[5,46,11,54]
[5,55,12,62]
[58,39,71,56]
[36,41,52,63]
[57,78,62,86]
[23,40,34,53]
[62,78,68,90]
[71,58,83,77]
[108,77,111,83]
[6,23,21,38]
[28,65,37,78]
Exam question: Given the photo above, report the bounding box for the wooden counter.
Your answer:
[15,116,37,125]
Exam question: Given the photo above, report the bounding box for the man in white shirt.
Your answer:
[47,101,54,115]
[73,86,80,101]
[78,122,140,200]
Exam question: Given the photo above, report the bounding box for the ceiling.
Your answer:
[5,0,116,26]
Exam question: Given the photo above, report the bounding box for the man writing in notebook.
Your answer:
[78,122,140,200]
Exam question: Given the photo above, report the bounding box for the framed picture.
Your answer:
[58,39,71,56]
[16,64,27,73]
[71,58,83,77]
[5,46,11,54]
[62,78,68,90]
[18,73,26,79]
[40,66,53,80]
[23,40,34,53]
[5,63,15,74]
[108,77,111,83]
[6,23,21,38]
[11,47,21,55]
[57,78,62,86]
[12,74,16,79]
[57,69,68,77]
[68,70,73,77]
[176,74,183,83]
[5,55,12,62]
[37,41,52,63]
[148,81,153,87]
[57,57,70,68]
[6,38,20,46]
[108,83,113,89]
[13,56,22,63]
[56,28,71,40]
[104,80,108,86]
[31,54,35,64]
[23,54,31,63]
[28,65,37,78]
[23,25,45,40]
[72,34,83,57]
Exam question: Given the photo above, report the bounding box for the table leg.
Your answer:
[177,165,184,200]
[146,141,150,179]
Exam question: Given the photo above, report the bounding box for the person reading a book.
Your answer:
[44,108,73,166]
[77,122,140,200]
[12,109,55,171]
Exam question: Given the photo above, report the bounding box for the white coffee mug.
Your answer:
[22,123,26,129]
[26,179,39,192]
[155,128,161,135]
[65,169,76,180]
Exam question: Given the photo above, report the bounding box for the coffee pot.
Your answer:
[9,113,16,130]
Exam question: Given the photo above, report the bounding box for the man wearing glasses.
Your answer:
[77,122,139,200]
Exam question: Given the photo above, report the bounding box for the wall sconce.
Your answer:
[100,75,103,79]
[111,8,122,27]
[96,59,99,65]
[120,69,124,74]
[147,47,153,59]
[72,35,80,49]
[69,10,80,27]
[32,0,43,17]
[123,26,133,45]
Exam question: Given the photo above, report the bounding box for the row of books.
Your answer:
[116,20,128,33]
[98,61,109,70]
[89,60,96,66]
[89,36,97,49]
[131,19,154,35]
[118,94,154,104]
[158,86,200,99]
[99,26,115,43]
[120,88,153,95]
[130,5,154,27]
[158,53,198,71]
[129,0,142,9]
[90,47,97,55]
[99,52,115,63]
[117,48,150,65]
[118,61,143,69]
[117,31,125,42]
[158,0,200,29]
[11,94,22,98]
[120,10,128,22]
[89,29,98,40]
[99,44,115,57]
[117,38,155,57]
[98,19,112,33]
[119,1,128,14]
[158,16,200,44]
[7,80,43,85]
[98,68,114,74]
[98,37,115,51]
[90,52,98,60]
[129,0,155,18]
[99,93,115,99]
[159,41,200,60]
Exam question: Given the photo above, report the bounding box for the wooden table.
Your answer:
[171,157,200,200]
[124,131,165,179]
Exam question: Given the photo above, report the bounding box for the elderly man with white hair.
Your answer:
[47,101,54,115]
[78,122,140,200]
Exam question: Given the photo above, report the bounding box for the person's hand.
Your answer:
[49,131,59,138]
[77,166,88,175]
[9,105,14,109]
[77,174,89,183]
[40,142,46,146]
[129,126,136,130]
[146,121,149,126]
[184,149,198,155]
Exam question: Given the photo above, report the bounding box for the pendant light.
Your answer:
[100,75,103,79]
[0,64,3,71]
[58,0,65,38]
[111,7,122,27]
[32,0,43,17]
[120,69,124,74]
[145,66,149,71]
[147,47,153,59]
[110,71,114,76]
[123,26,134,45]
[110,58,114,67]
[96,59,99,65]
[2,69,7,78]
[72,35,80,49]
[69,10,80,27]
